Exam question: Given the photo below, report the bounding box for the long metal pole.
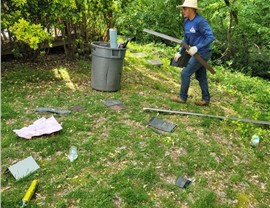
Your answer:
[143,29,216,74]
[143,107,270,125]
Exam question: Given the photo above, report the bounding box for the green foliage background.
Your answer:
[1,0,270,77]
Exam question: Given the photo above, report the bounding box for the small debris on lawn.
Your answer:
[175,176,191,188]
[8,156,40,181]
[147,117,177,133]
[36,107,71,114]
[147,59,163,66]
[250,134,260,147]
[21,179,39,207]
[68,146,78,162]
[104,99,125,111]
[13,116,62,139]
[1,186,12,192]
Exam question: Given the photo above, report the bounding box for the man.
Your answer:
[171,0,215,106]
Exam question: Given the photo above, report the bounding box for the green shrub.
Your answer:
[10,18,51,50]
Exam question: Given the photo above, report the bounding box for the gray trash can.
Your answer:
[91,42,127,91]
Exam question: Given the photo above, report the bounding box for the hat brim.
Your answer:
[176,5,202,10]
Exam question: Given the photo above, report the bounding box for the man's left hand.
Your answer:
[187,46,198,56]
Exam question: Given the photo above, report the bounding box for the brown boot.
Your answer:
[170,95,186,103]
[194,100,210,106]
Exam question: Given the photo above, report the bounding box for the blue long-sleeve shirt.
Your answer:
[180,14,215,54]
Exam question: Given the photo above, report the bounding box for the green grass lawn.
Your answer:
[1,42,270,208]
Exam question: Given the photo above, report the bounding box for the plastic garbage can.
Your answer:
[91,42,127,91]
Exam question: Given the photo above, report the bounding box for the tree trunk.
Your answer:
[227,12,233,56]
[224,0,239,57]
[103,11,114,42]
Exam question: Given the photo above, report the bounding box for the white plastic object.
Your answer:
[68,146,78,162]
[109,28,118,48]
[250,135,260,147]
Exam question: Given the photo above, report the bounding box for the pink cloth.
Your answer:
[13,116,62,139]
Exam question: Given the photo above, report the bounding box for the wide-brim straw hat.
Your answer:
[176,0,202,10]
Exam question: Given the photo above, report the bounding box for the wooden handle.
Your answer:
[143,29,216,74]
[181,42,216,74]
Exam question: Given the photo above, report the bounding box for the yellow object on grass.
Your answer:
[22,180,38,207]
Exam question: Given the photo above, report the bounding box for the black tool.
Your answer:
[121,37,135,48]
[170,51,191,68]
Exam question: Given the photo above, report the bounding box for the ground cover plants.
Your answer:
[1,42,270,208]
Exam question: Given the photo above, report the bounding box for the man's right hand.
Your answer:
[174,53,181,62]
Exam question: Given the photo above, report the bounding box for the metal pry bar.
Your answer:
[143,107,270,125]
[143,29,216,74]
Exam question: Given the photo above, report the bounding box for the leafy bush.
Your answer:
[10,18,51,50]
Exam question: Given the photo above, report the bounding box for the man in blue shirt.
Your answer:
[171,0,215,106]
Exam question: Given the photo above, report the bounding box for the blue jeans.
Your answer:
[179,51,212,102]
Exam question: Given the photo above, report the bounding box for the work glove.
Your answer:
[174,52,181,62]
[187,46,198,56]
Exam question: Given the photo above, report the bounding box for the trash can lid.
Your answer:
[91,42,109,48]
[91,41,127,51]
